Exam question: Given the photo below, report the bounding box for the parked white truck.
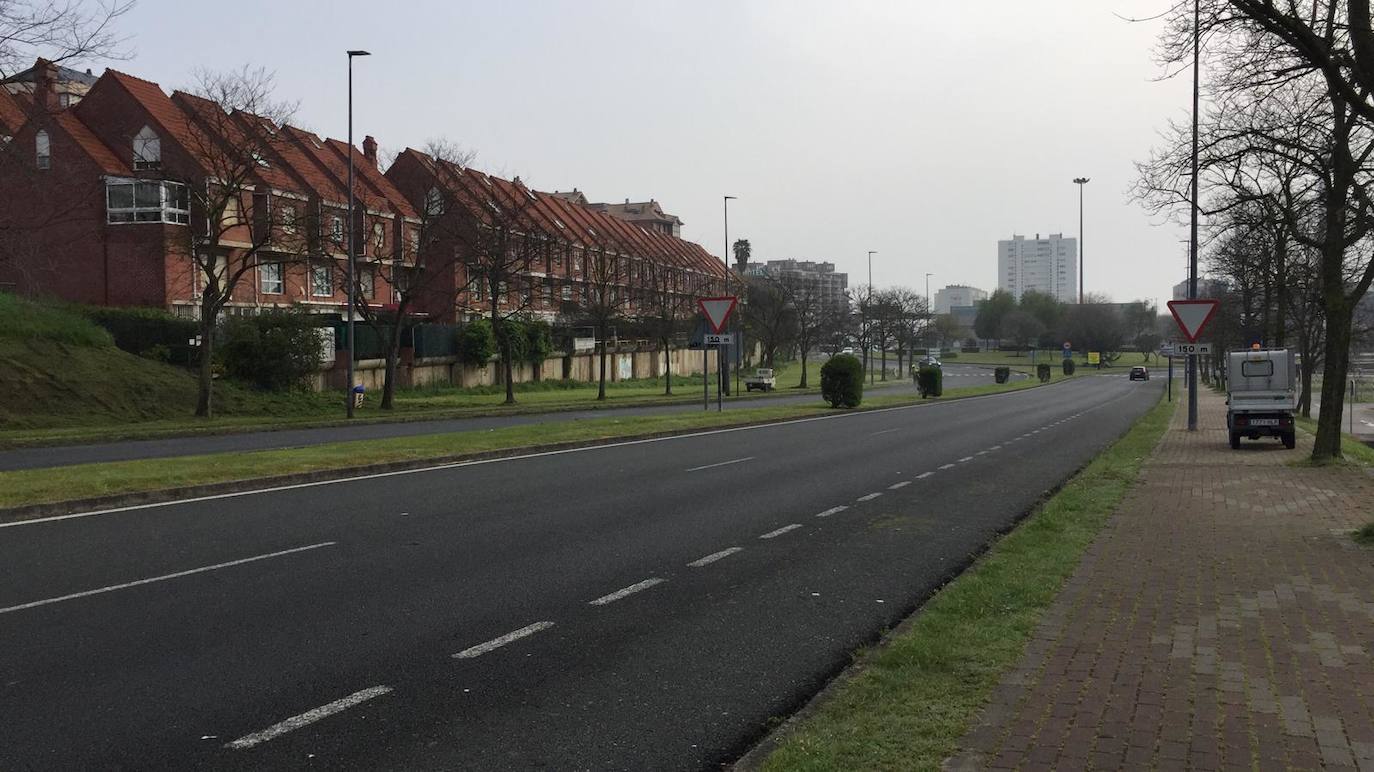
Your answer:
[743,368,777,392]
[1226,348,1297,449]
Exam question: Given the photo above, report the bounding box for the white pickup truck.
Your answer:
[743,368,777,392]
[1227,348,1297,449]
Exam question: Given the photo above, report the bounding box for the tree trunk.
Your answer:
[662,338,673,396]
[194,294,216,419]
[1273,240,1288,348]
[880,348,888,381]
[597,325,608,401]
[1312,305,1353,460]
[799,351,808,389]
[1299,345,1315,418]
[381,321,404,410]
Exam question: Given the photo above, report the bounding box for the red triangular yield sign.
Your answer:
[1167,299,1220,343]
[698,296,738,334]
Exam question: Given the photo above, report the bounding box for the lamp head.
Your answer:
[1073,177,1090,185]
[347,50,372,57]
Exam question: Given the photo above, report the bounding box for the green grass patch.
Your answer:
[0,292,113,348]
[755,391,1174,772]
[1292,416,1374,466]
[0,375,1061,512]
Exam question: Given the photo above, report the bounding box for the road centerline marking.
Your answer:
[760,523,803,539]
[888,481,911,489]
[688,547,743,567]
[453,621,555,659]
[856,492,883,502]
[958,456,974,463]
[938,463,956,470]
[225,685,392,750]
[870,428,899,436]
[916,471,934,479]
[0,542,337,616]
[816,506,849,518]
[590,577,665,605]
[685,456,755,473]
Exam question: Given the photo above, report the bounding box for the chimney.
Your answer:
[33,58,61,112]
[362,135,378,167]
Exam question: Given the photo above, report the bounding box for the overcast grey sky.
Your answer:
[110,0,1191,308]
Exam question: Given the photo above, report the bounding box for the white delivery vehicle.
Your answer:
[1226,347,1297,449]
[743,368,777,392]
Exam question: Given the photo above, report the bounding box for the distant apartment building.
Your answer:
[1172,278,1230,300]
[933,284,987,314]
[750,259,850,318]
[998,233,1078,303]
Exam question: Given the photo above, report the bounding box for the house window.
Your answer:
[561,283,572,301]
[281,205,298,233]
[409,228,420,256]
[424,187,443,217]
[35,130,50,169]
[372,222,385,254]
[105,179,190,224]
[359,268,375,300]
[221,195,240,228]
[260,262,283,294]
[311,264,333,297]
[331,216,343,245]
[133,126,161,170]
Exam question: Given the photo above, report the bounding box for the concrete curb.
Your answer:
[0,377,1077,525]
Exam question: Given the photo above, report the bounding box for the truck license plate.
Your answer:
[1249,418,1279,426]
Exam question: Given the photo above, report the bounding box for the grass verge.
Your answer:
[1354,523,1374,547]
[752,390,1174,772]
[0,375,1071,513]
[1292,416,1374,466]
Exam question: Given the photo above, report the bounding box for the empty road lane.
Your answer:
[0,374,1158,770]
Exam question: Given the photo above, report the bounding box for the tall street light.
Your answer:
[345,49,370,419]
[723,195,737,397]
[867,250,877,384]
[1187,0,1201,431]
[1073,177,1089,305]
[925,272,934,347]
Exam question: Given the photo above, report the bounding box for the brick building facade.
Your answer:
[0,59,728,323]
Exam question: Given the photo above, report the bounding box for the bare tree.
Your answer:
[578,238,636,400]
[776,271,829,388]
[172,68,305,418]
[640,259,695,396]
[349,140,476,409]
[0,0,132,78]
[741,274,794,368]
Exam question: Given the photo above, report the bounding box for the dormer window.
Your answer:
[133,126,161,170]
[35,130,50,169]
[424,187,443,217]
[251,151,270,168]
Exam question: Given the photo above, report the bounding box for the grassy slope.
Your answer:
[756,391,1173,772]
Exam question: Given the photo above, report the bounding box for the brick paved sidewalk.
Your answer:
[948,388,1374,771]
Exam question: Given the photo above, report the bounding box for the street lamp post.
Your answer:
[345,49,370,419]
[1073,177,1089,305]
[867,250,876,384]
[925,272,934,347]
[1187,0,1200,431]
[723,195,737,398]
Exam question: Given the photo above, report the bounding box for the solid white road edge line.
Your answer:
[688,547,743,567]
[888,481,911,490]
[589,577,665,605]
[684,456,755,473]
[5,379,1097,529]
[815,506,849,518]
[452,621,555,659]
[225,685,392,750]
[0,542,337,616]
[759,523,803,539]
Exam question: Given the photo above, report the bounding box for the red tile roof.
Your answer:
[55,110,129,175]
[322,138,417,219]
[0,88,25,135]
[101,69,201,162]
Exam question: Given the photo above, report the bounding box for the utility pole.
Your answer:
[1073,177,1089,305]
[1187,0,1200,431]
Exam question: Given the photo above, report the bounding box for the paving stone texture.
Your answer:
[948,388,1374,771]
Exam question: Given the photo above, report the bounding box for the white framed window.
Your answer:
[561,283,572,301]
[311,264,333,297]
[106,179,190,224]
[281,205,298,233]
[133,126,161,170]
[359,268,375,300]
[35,130,50,169]
[331,216,343,244]
[424,187,443,217]
[372,221,385,254]
[260,262,283,294]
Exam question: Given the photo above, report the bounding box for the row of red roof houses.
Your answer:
[0,59,730,324]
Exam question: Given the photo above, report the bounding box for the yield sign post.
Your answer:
[698,296,738,334]
[1167,299,1220,343]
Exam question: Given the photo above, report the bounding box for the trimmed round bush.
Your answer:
[820,353,864,408]
[917,364,943,398]
[459,319,497,366]
[1063,358,1076,376]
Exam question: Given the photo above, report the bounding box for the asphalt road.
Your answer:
[0,364,1019,471]
[0,372,1158,770]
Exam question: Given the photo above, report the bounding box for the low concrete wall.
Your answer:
[320,345,722,392]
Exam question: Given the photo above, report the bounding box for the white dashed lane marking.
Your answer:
[685,457,755,473]
[856,493,883,502]
[589,578,665,605]
[816,506,849,518]
[225,686,393,749]
[938,463,956,470]
[888,481,911,490]
[958,456,974,463]
[760,524,803,539]
[688,547,743,567]
[916,472,934,479]
[453,621,555,659]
